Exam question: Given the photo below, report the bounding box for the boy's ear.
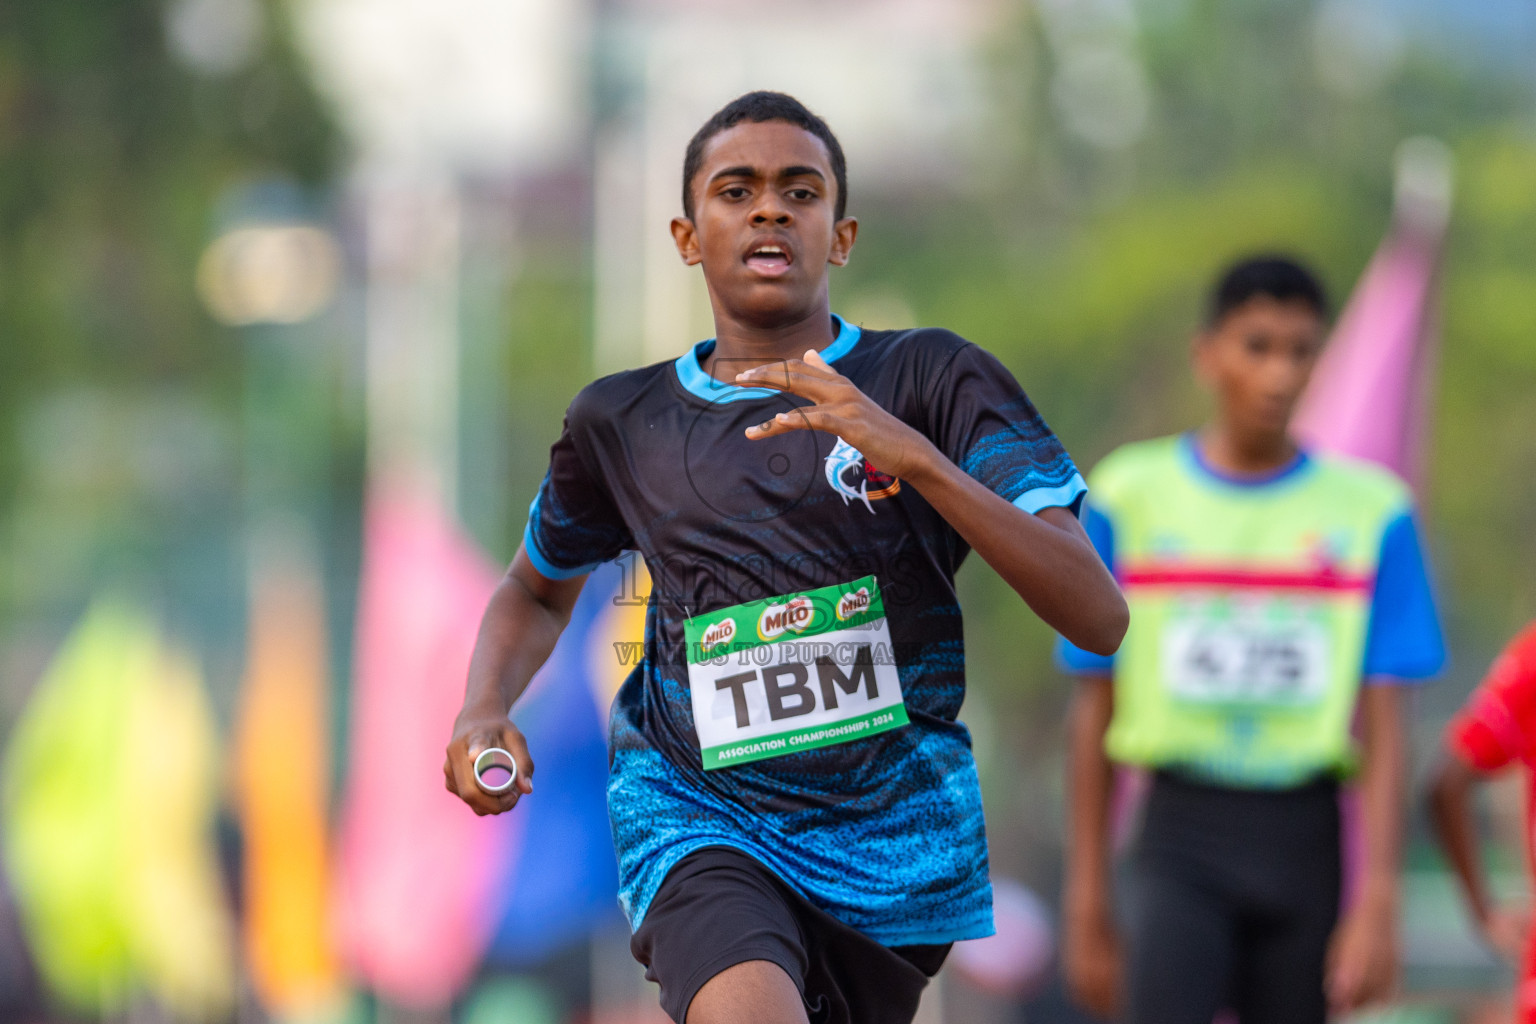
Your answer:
[827,217,858,267]
[671,217,702,266]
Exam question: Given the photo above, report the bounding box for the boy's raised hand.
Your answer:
[737,349,935,478]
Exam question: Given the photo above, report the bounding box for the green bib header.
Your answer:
[683,576,885,665]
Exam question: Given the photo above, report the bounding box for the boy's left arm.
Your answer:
[1327,507,1448,1011]
[1327,683,1405,1014]
[739,348,1127,655]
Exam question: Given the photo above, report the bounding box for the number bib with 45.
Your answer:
[1160,594,1333,707]
[683,576,909,770]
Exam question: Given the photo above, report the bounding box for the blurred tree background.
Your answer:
[0,0,343,718]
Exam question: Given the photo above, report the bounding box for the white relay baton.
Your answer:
[473,747,519,795]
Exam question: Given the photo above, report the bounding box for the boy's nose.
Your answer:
[751,199,791,225]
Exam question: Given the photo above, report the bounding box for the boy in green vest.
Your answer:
[1057,256,1445,1023]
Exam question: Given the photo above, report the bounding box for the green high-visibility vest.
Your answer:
[1090,436,1412,787]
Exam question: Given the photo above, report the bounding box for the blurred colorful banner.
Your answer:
[0,601,234,1020]
[233,532,346,1018]
[335,473,646,996]
[333,483,508,1009]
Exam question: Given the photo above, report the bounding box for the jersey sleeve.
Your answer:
[1361,511,1447,684]
[923,341,1086,516]
[1054,502,1117,674]
[522,408,634,580]
[1446,623,1536,773]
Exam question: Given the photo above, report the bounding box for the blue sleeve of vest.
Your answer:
[1362,511,1447,683]
[1055,503,1118,674]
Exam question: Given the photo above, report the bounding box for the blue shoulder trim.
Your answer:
[1011,471,1088,518]
[522,497,602,580]
[673,314,861,404]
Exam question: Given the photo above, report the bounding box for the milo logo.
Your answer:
[700,618,736,652]
[836,587,871,621]
[758,596,815,641]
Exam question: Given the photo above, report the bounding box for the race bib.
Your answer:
[683,576,908,769]
[1160,595,1332,707]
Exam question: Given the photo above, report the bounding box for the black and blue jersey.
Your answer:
[525,314,1086,944]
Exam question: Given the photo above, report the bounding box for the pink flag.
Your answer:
[333,481,514,1009]
[1293,140,1452,489]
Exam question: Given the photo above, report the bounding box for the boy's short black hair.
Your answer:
[1208,256,1330,326]
[681,91,848,222]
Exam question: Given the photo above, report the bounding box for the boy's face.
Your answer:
[1194,296,1326,440]
[671,120,857,327]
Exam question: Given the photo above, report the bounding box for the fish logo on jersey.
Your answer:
[824,437,901,513]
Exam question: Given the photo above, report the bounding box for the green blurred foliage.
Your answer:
[0,0,338,634]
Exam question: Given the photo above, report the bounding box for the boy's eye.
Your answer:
[721,186,750,199]
[787,188,815,200]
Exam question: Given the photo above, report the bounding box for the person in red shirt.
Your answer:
[1428,622,1536,1020]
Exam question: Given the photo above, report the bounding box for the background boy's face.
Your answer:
[671,120,856,327]
[1194,296,1326,439]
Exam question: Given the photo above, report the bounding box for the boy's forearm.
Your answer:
[460,550,582,719]
[1355,684,1407,911]
[902,446,1126,655]
[1066,676,1118,914]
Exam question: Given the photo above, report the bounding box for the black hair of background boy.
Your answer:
[681,91,849,221]
[1209,256,1331,327]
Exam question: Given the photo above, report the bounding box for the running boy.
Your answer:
[1058,257,1445,1023]
[1427,623,1536,1021]
[444,92,1126,1024]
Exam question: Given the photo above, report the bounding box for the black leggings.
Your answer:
[1126,772,1342,1024]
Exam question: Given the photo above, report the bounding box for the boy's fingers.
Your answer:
[745,407,838,440]
[501,725,535,782]
[735,369,826,398]
[745,418,799,440]
[736,358,845,392]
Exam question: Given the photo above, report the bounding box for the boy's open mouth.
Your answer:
[744,242,793,275]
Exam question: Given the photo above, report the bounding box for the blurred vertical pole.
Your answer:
[337,170,494,1023]
[362,171,462,509]
[591,22,708,377]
